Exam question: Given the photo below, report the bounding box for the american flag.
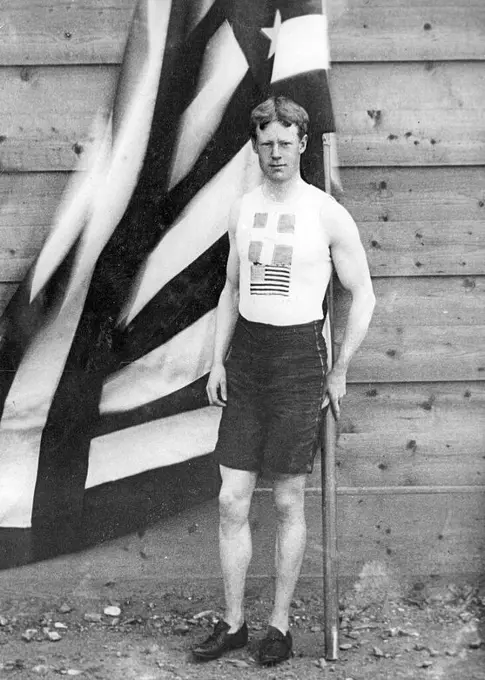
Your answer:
[0,0,335,568]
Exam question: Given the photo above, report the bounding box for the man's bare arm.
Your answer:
[206,200,241,407]
[326,203,376,418]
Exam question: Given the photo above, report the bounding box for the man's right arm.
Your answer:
[206,199,241,407]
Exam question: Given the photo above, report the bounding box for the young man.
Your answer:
[192,96,375,665]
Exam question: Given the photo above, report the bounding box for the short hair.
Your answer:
[250,96,309,141]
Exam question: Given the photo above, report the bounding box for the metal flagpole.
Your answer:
[321,133,339,661]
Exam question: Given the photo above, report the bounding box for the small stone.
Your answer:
[225,659,250,668]
[32,665,51,675]
[445,649,458,657]
[0,616,8,626]
[339,643,353,650]
[173,623,190,635]
[104,606,121,617]
[84,612,102,623]
[192,610,214,620]
[398,628,420,637]
[373,646,385,657]
[66,671,83,677]
[388,627,399,637]
[428,648,440,657]
[460,611,473,622]
[311,625,322,633]
[469,638,483,649]
[317,657,327,669]
[145,644,160,654]
[418,660,433,668]
[22,628,38,641]
[54,622,68,629]
[47,631,62,641]
[110,618,120,626]
[59,603,73,614]
[414,643,427,651]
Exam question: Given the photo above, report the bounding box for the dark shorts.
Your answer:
[213,315,328,475]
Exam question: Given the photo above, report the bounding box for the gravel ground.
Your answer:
[0,568,483,680]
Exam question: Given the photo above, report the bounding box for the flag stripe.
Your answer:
[115,236,229,368]
[100,311,216,415]
[96,375,209,438]
[168,20,249,190]
[87,407,221,489]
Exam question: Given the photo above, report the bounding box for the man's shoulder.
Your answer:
[304,183,343,216]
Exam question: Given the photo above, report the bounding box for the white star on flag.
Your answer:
[261,9,282,58]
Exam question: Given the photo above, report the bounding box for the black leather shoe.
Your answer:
[258,625,293,666]
[192,620,248,661]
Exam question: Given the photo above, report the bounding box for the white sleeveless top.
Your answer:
[236,182,334,326]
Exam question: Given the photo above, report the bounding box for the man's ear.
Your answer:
[299,134,308,154]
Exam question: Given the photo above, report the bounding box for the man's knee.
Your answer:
[219,485,253,527]
[273,476,306,521]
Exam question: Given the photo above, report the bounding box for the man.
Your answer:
[192,96,375,665]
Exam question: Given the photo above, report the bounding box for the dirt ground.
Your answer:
[0,565,483,680]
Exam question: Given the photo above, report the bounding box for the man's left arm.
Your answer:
[325,203,376,419]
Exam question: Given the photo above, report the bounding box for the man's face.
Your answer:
[252,120,307,183]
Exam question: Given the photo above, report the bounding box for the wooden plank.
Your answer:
[1,168,483,281]
[336,382,485,487]
[342,166,485,276]
[69,492,481,579]
[1,61,485,170]
[0,0,134,66]
[299,382,485,488]
[0,228,50,282]
[329,492,485,577]
[0,283,16,317]
[0,173,70,282]
[0,0,483,65]
[0,65,116,172]
[153,492,485,578]
[344,325,485,383]
[328,0,485,62]
[330,61,485,166]
[253,490,485,577]
[335,276,485,329]
[0,173,69,227]
[360,220,485,277]
[6,219,482,282]
[336,486,485,495]
[341,166,485,224]
[333,277,485,383]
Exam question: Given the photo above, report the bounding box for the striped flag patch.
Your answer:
[250,264,291,296]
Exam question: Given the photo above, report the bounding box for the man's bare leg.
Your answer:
[218,465,258,632]
[270,473,307,633]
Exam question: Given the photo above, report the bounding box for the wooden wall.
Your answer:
[0,0,484,578]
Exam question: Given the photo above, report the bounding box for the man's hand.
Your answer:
[325,366,347,420]
[206,363,227,407]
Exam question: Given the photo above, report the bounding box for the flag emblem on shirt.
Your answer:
[250,264,291,297]
[0,0,335,569]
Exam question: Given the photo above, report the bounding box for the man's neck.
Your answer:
[261,176,304,203]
